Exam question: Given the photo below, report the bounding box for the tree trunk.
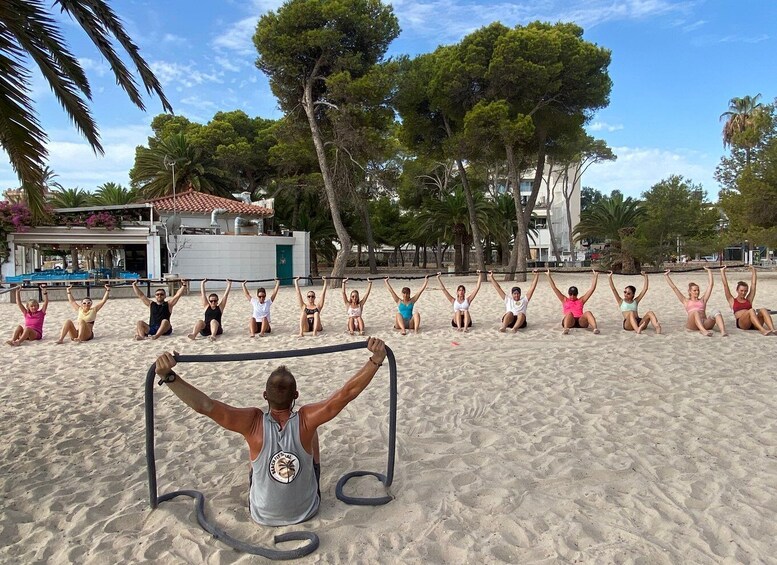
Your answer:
[443,116,485,271]
[454,232,463,273]
[435,240,443,269]
[504,145,530,283]
[302,76,350,288]
[357,198,378,273]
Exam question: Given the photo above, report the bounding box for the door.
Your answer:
[276,245,293,285]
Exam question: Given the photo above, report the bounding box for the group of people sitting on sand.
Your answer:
[6,266,775,345]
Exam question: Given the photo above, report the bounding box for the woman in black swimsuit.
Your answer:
[294,276,328,336]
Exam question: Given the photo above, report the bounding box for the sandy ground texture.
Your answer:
[2,269,777,564]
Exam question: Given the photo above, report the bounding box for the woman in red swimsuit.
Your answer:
[720,265,776,335]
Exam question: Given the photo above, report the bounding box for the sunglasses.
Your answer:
[307,294,315,298]
[209,299,218,303]
[257,295,266,298]
[155,293,165,297]
[81,301,92,306]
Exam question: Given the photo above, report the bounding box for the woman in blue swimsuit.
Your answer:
[385,275,429,335]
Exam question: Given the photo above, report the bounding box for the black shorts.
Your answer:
[506,315,527,329]
[564,317,581,328]
[200,325,223,337]
[623,316,642,330]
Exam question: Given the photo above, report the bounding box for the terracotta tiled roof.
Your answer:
[145,190,273,217]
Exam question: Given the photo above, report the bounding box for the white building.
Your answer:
[2,190,310,289]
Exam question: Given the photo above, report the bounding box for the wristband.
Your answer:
[367,357,383,368]
[157,371,178,386]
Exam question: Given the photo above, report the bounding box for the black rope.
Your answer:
[145,341,397,559]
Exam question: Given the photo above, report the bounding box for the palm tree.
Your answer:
[573,193,645,273]
[131,133,233,199]
[416,189,492,272]
[92,182,138,205]
[50,187,92,209]
[0,0,172,222]
[720,94,764,163]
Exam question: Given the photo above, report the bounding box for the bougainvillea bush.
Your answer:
[0,201,33,263]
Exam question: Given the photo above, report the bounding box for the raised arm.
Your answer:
[360,279,373,307]
[93,284,111,313]
[467,271,484,303]
[220,279,233,310]
[748,265,758,302]
[580,270,598,303]
[269,278,280,302]
[545,270,565,303]
[525,270,540,301]
[635,272,649,303]
[154,351,259,435]
[411,275,429,303]
[384,277,400,303]
[65,284,79,311]
[701,267,714,303]
[14,286,27,315]
[299,337,387,430]
[294,277,304,308]
[607,272,622,305]
[199,279,209,308]
[341,278,350,306]
[242,280,252,301]
[168,280,188,309]
[664,270,687,304]
[132,280,151,307]
[39,284,49,313]
[317,276,328,310]
[437,273,454,303]
[488,270,506,300]
[719,266,734,306]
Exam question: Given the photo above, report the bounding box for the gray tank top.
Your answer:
[249,412,320,526]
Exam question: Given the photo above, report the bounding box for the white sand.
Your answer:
[2,270,777,563]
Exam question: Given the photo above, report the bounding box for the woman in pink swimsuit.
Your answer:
[720,265,775,335]
[665,267,727,336]
[546,270,600,334]
[6,285,49,346]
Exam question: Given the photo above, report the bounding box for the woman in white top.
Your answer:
[437,271,483,332]
[489,270,538,332]
[243,279,280,337]
[341,278,373,335]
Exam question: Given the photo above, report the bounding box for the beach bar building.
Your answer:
[1,191,310,290]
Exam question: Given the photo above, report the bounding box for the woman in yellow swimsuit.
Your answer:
[56,284,111,343]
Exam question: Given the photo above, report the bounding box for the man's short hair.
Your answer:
[266,366,297,409]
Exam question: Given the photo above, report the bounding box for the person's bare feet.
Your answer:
[134,335,146,341]
[187,333,196,340]
[150,334,160,340]
[593,328,600,334]
[562,328,570,335]
[358,330,364,336]
[463,327,469,333]
[349,330,354,336]
[259,333,265,337]
[499,327,506,333]
[759,328,770,336]
[55,339,64,344]
[655,324,662,334]
[400,330,407,335]
[721,332,729,337]
[209,335,216,342]
[703,330,713,337]
[6,340,16,346]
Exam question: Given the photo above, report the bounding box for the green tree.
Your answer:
[581,186,604,212]
[130,133,232,199]
[573,193,644,273]
[254,0,400,285]
[720,94,766,163]
[638,175,719,263]
[49,187,92,209]
[92,182,138,205]
[0,0,171,221]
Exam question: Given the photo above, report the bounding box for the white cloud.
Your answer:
[681,19,707,32]
[390,0,693,44]
[587,121,624,133]
[718,33,769,44]
[212,16,260,55]
[583,146,719,200]
[149,61,222,88]
[78,57,110,77]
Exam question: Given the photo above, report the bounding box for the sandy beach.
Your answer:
[2,269,777,564]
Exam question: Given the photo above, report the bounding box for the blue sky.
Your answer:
[1,0,775,201]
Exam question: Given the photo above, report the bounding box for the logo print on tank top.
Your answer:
[269,451,300,484]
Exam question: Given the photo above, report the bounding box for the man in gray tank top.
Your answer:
[154,336,387,526]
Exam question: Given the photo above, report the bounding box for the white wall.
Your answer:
[169,233,309,287]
